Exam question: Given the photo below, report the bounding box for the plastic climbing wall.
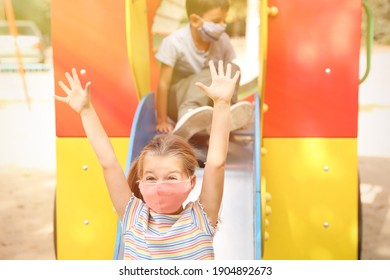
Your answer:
[53,0,137,259]
[260,0,362,259]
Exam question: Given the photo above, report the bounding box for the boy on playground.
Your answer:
[155,0,253,139]
[55,60,240,259]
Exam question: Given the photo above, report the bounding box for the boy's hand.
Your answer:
[55,68,91,114]
[195,60,240,104]
[156,121,174,133]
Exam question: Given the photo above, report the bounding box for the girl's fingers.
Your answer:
[64,72,74,88]
[225,63,232,78]
[195,82,208,94]
[72,68,81,85]
[209,60,217,78]
[84,81,91,95]
[54,95,68,103]
[218,60,224,76]
[232,70,240,83]
[58,80,72,96]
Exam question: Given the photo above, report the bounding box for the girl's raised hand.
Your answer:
[195,60,240,104]
[55,68,91,114]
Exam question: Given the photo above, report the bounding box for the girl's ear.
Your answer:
[189,14,203,28]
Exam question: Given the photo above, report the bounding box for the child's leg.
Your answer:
[170,62,241,121]
[167,73,205,122]
[174,69,213,121]
[168,62,243,139]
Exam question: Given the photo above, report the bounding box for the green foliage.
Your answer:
[363,0,390,45]
[4,0,51,42]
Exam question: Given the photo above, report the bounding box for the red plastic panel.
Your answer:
[263,0,361,138]
[52,0,138,137]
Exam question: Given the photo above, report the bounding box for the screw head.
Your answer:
[323,222,329,228]
[323,166,329,171]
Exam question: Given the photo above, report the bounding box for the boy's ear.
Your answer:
[189,14,203,28]
[190,175,196,188]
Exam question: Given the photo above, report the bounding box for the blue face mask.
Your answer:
[197,16,227,43]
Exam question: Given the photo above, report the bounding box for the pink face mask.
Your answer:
[139,179,193,214]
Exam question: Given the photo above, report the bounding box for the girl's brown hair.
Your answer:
[127,134,198,200]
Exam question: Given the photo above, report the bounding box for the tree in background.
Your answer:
[226,0,247,37]
[365,0,390,44]
[2,0,51,44]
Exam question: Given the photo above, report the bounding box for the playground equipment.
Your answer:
[261,0,372,259]
[52,0,371,259]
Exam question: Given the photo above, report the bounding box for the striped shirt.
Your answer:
[122,195,215,260]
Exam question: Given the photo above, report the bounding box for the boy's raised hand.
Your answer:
[195,60,240,104]
[55,68,91,114]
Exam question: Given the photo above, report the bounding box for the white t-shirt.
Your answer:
[155,24,236,84]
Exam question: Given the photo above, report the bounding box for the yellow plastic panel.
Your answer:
[125,0,151,100]
[262,138,358,259]
[56,137,129,259]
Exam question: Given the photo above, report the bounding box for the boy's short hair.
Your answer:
[186,0,230,18]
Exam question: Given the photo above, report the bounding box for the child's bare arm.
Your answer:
[196,61,240,226]
[156,64,174,133]
[55,68,131,219]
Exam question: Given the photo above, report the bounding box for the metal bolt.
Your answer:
[84,220,89,225]
[323,222,329,228]
[265,205,272,216]
[268,6,279,17]
[82,165,88,171]
[323,165,329,172]
[80,69,86,75]
[325,68,331,74]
